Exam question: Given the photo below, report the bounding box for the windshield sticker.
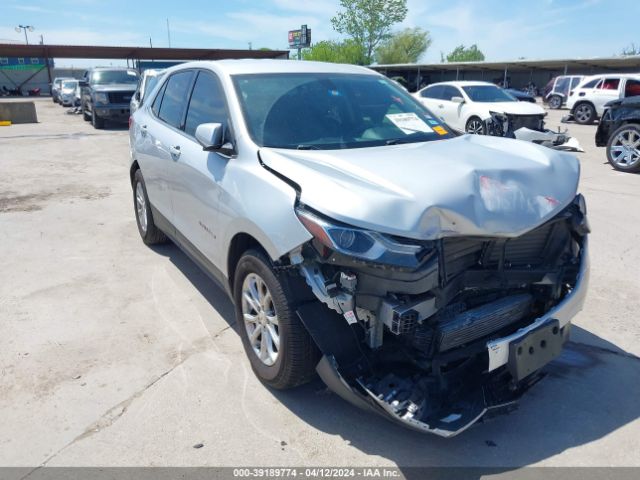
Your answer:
[433,126,448,135]
[427,119,439,125]
[386,113,433,134]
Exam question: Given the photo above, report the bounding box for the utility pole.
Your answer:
[166,18,171,48]
[15,25,35,45]
[248,42,252,50]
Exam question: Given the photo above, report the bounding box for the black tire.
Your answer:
[234,250,319,389]
[574,102,596,125]
[82,103,91,121]
[606,124,640,173]
[133,169,167,245]
[465,116,485,135]
[548,95,563,109]
[92,108,105,129]
[52,96,57,104]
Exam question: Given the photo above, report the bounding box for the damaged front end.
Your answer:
[485,111,583,152]
[289,196,589,437]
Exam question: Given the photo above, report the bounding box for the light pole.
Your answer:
[15,25,35,45]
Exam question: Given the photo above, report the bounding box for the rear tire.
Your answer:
[574,102,596,125]
[133,169,167,245]
[606,124,640,173]
[234,250,319,389]
[548,95,563,109]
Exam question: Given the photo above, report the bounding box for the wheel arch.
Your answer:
[129,160,140,187]
[227,232,269,294]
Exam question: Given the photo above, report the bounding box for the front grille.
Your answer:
[509,114,544,131]
[442,220,557,280]
[108,91,134,104]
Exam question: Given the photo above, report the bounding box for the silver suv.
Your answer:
[129,60,589,436]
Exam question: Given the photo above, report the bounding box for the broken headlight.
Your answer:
[295,207,432,268]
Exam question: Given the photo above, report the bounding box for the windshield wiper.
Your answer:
[385,131,432,145]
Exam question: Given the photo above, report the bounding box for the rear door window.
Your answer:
[421,85,443,99]
[184,71,228,137]
[157,71,194,129]
[440,85,462,101]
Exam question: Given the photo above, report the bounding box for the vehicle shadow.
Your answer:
[150,242,640,473]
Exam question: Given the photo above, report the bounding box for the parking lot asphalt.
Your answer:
[1,98,639,469]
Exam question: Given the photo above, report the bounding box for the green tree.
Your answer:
[331,0,408,64]
[302,39,367,65]
[443,44,485,62]
[375,27,431,64]
[621,43,639,56]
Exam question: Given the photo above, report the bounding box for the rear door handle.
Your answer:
[169,145,181,159]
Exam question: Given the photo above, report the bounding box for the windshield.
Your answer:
[62,80,77,89]
[233,73,453,150]
[462,85,516,103]
[91,70,139,85]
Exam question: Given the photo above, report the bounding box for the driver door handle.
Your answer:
[169,145,181,159]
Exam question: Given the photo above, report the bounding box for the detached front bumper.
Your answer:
[303,238,589,437]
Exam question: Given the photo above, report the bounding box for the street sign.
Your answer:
[288,25,311,48]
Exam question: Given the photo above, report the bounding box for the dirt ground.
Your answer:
[1,98,639,469]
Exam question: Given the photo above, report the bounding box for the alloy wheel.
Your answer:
[241,273,280,366]
[575,104,592,123]
[610,128,640,169]
[135,182,148,233]
[549,96,562,109]
[466,119,484,134]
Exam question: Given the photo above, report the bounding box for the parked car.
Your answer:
[80,67,139,129]
[565,74,640,124]
[59,79,79,106]
[414,81,581,150]
[129,60,589,437]
[543,75,584,109]
[504,88,536,103]
[595,96,640,172]
[130,68,165,114]
[51,77,73,103]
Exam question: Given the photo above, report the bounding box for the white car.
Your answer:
[414,81,546,134]
[566,74,640,124]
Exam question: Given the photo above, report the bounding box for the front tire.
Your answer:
[133,169,167,245]
[82,103,91,121]
[548,95,563,109]
[92,108,105,129]
[234,250,319,389]
[465,116,485,135]
[574,102,596,125]
[606,124,640,173]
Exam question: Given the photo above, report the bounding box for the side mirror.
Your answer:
[451,96,465,104]
[195,123,235,156]
[79,80,88,87]
[195,123,223,150]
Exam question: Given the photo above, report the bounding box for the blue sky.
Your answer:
[2,0,638,66]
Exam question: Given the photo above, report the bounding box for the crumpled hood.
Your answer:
[260,135,580,240]
[481,101,545,116]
